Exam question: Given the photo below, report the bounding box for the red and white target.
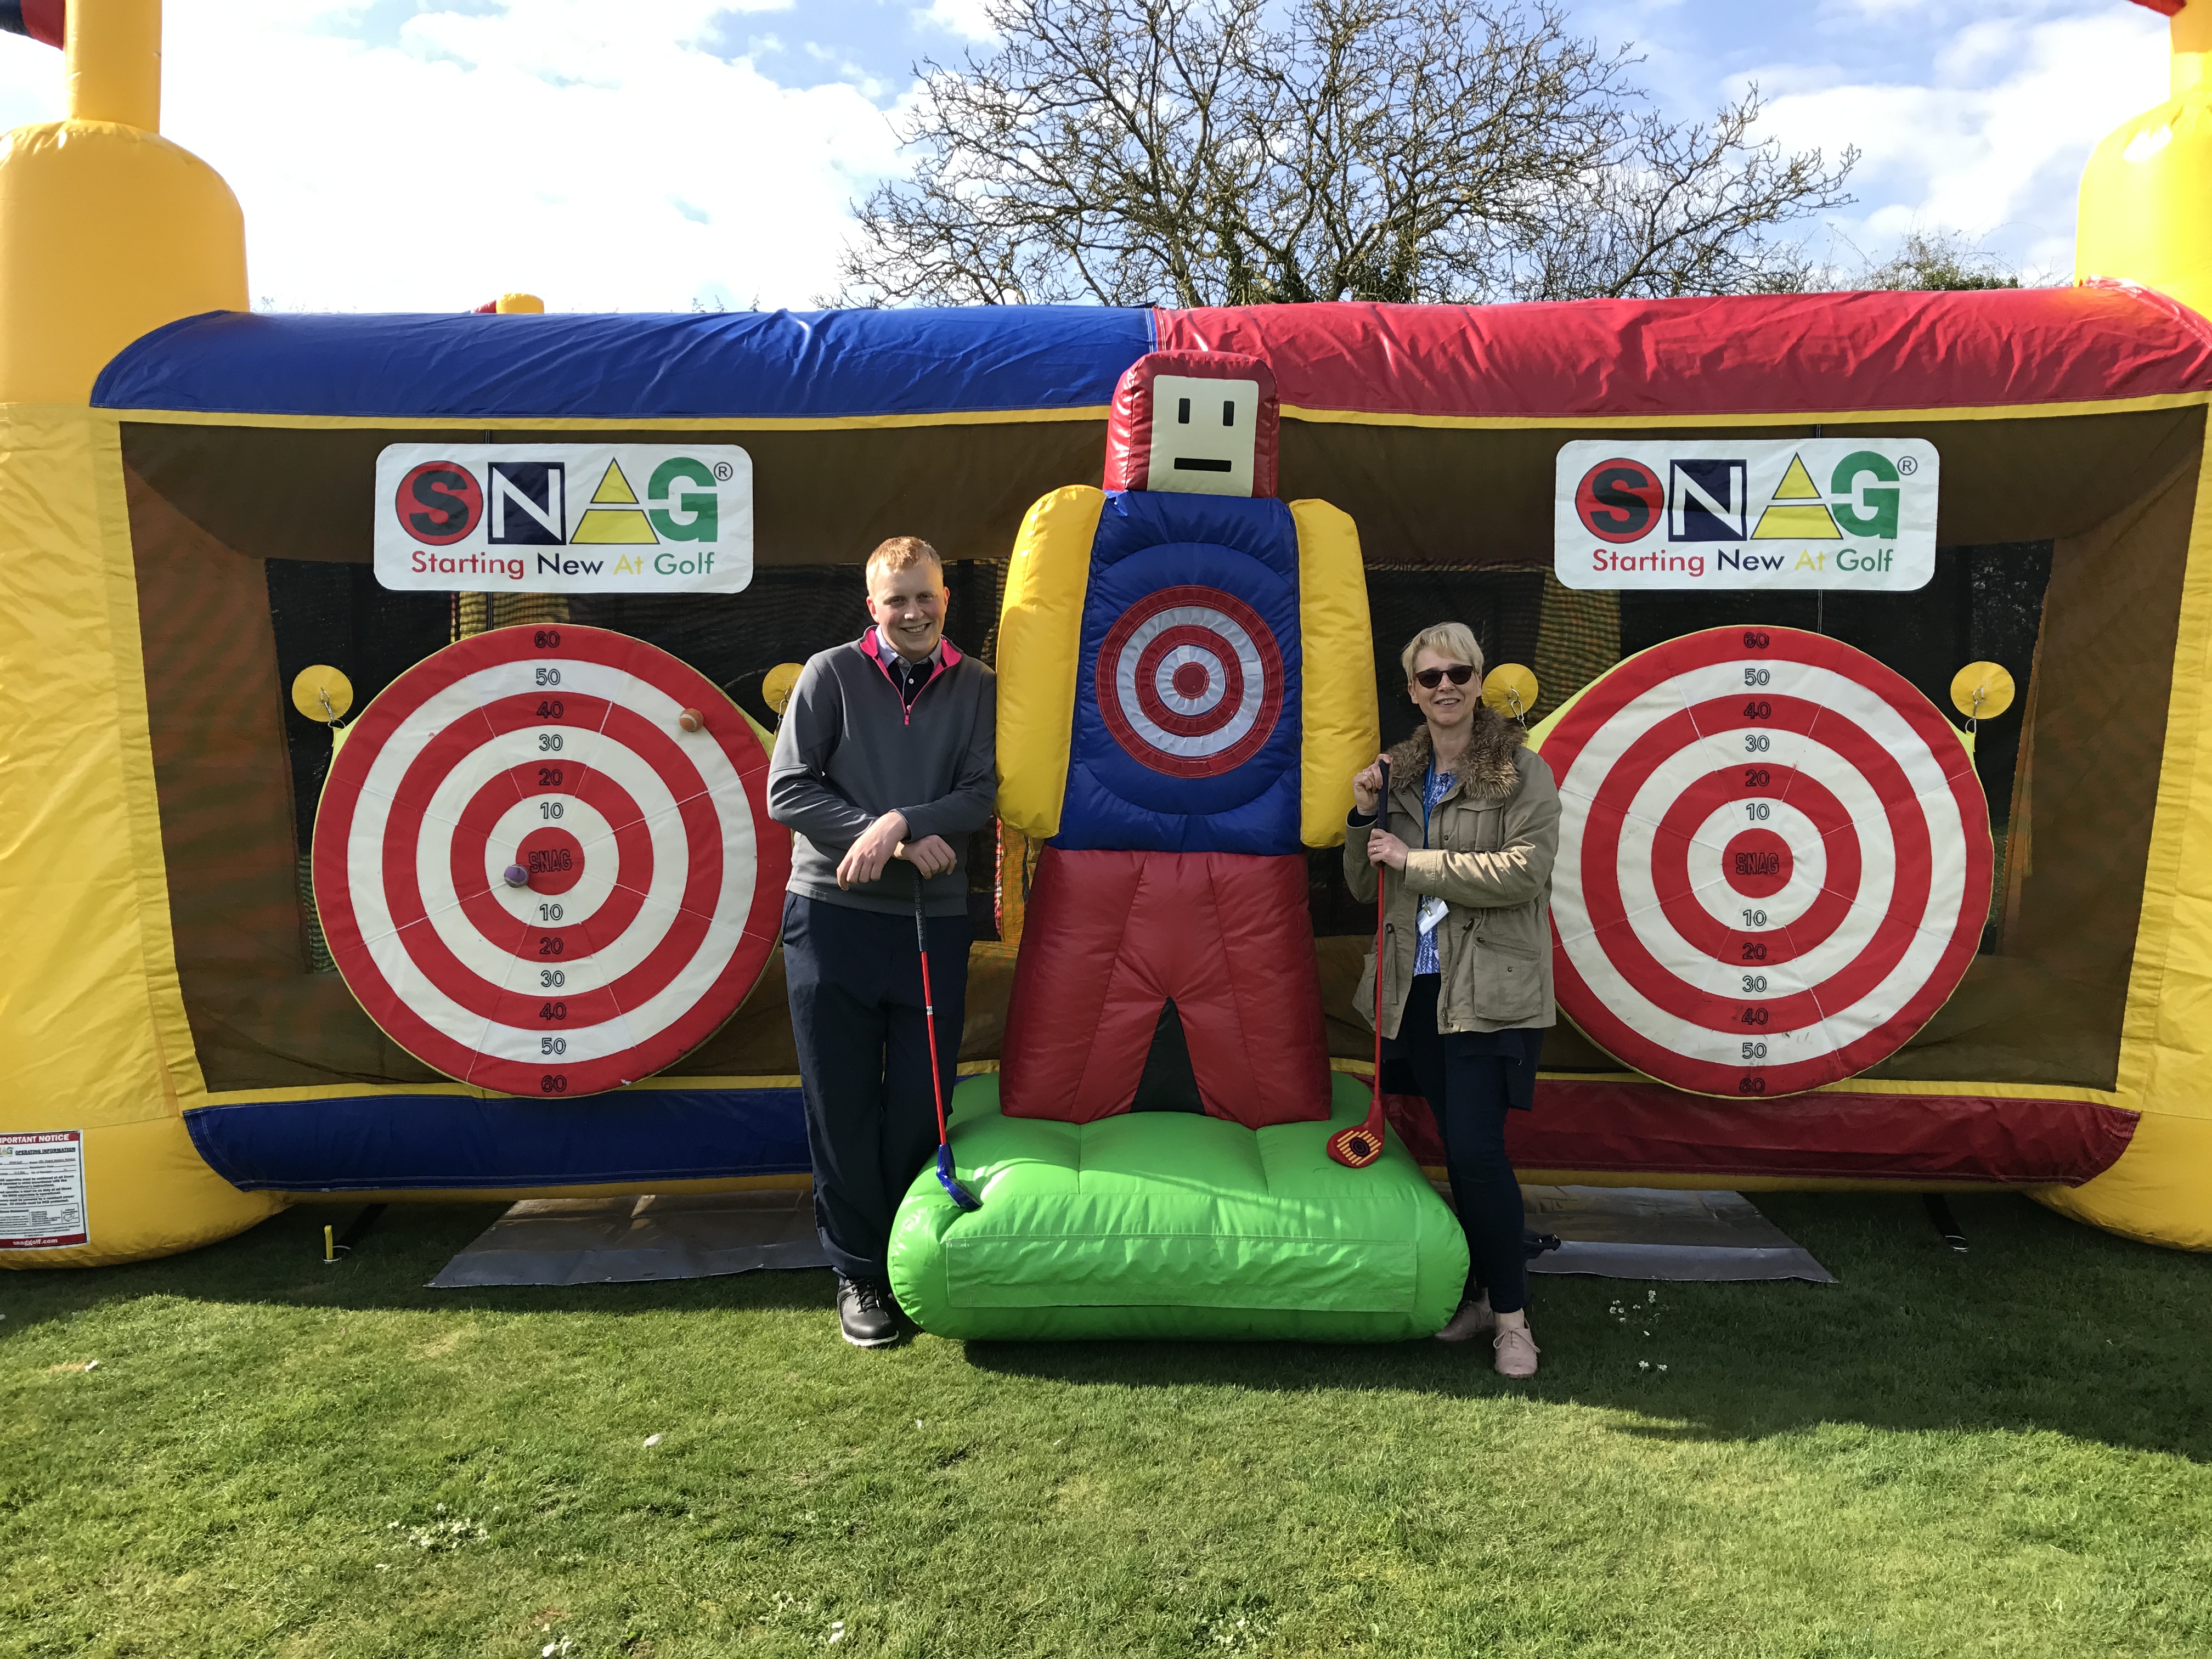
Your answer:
[1537,627,1992,1098]
[312,625,789,1098]
[1097,584,1284,778]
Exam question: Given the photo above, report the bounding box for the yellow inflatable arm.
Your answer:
[995,486,1104,838]
[1292,498,1378,847]
[2075,4,2212,322]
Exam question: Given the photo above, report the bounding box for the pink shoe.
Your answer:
[1434,1295,1496,1342]
[1493,1324,1540,1378]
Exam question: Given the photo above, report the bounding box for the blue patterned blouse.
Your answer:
[1412,766,1455,977]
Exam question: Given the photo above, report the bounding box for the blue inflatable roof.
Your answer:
[92,306,1159,421]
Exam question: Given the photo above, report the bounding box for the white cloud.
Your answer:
[0,0,911,312]
[1751,11,2169,278]
[922,0,997,42]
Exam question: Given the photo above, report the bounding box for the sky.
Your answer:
[0,0,2175,313]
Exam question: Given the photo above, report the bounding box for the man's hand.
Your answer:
[837,810,910,889]
[896,834,958,877]
[1365,829,1411,872]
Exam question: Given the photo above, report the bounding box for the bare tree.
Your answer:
[837,0,1856,307]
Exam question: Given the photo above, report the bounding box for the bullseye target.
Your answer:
[1096,583,1284,777]
[312,625,789,1098]
[1536,627,1991,1098]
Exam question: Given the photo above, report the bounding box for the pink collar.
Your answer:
[858,628,962,673]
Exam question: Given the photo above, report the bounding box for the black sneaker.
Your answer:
[836,1276,900,1347]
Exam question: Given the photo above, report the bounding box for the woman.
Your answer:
[1344,623,1560,1377]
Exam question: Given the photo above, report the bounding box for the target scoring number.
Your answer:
[1096,584,1285,778]
[312,625,788,1097]
[1539,627,1992,1098]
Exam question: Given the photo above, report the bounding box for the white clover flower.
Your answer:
[1638,1359,1650,1370]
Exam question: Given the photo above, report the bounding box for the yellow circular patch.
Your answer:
[1949,661,2015,720]
[763,661,804,716]
[1482,663,1540,718]
[290,665,354,723]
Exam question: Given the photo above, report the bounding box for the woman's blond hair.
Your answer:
[1400,622,1484,686]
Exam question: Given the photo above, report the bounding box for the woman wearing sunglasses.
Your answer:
[1343,623,1561,1376]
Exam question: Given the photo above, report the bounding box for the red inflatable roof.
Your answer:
[1157,282,2212,420]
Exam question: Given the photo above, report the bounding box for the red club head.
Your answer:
[1327,1122,1386,1169]
[1105,350,1280,498]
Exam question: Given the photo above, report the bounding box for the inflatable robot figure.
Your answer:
[993,351,1378,1126]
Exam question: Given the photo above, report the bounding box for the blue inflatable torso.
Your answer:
[1058,489,1303,854]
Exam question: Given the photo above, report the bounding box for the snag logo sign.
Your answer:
[1554,439,1938,592]
[375,444,754,594]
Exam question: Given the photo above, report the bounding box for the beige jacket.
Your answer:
[1342,709,1561,1039]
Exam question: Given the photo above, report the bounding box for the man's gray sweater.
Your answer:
[766,631,998,917]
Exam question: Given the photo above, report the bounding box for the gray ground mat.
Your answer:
[1516,1184,1835,1282]
[431,1181,1830,1289]
[429,1188,830,1288]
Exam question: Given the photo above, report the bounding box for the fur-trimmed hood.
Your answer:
[1385,706,1527,799]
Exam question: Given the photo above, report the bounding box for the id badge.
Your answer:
[1417,894,1449,935]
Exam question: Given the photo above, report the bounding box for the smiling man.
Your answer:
[767,537,997,1346]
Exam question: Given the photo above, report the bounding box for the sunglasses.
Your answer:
[1414,664,1476,690]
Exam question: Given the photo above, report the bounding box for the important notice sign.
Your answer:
[0,1131,87,1249]
[1555,439,1938,592]
[375,444,754,595]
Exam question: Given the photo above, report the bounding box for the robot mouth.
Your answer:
[1172,458,1232,472]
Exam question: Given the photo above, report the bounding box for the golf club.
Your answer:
[913,864,981,1210]
[1328,757,1391,1169]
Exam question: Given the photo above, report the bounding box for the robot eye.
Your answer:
[1177,398,1191,424]
[1222,400,1235,427]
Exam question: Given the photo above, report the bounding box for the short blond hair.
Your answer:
[1400,622,1483,685]
[865,535,944,586]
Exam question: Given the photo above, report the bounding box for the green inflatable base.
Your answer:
[887,1072,1469,1342]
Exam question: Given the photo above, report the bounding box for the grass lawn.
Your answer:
[2,1189,2207,1658]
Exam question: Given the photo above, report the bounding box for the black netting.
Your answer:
[266,562,451,848]
[1362,565,1548,749]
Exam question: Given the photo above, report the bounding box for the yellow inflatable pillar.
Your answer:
[0,0,245,403]
[0,0,280,1265]
[2047,5,2212,1249]
[2075,2,2212,320]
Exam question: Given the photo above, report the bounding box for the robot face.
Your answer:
[1146,375,1262,497]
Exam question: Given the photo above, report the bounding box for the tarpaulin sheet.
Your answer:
[1160,284,2212,419]
[91,306,1159,420]
[427,1189,830,1288]
[1517,1186,1835,1283]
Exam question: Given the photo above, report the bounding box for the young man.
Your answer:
[768,537,997,1347]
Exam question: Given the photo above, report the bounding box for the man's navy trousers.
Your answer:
[782,891,972,1282]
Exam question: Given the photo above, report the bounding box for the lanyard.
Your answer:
[1421,759,1453,849]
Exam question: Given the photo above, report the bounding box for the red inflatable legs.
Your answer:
[1000,847,1332,1127]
